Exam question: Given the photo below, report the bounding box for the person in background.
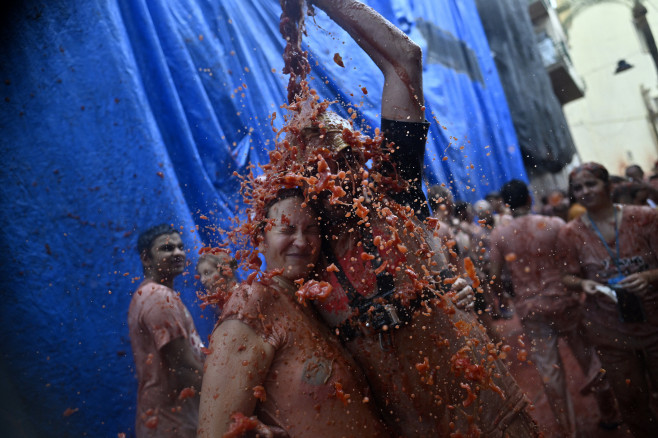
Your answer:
[452,201,479,262]
[195,250,238,315]
[427,189,496,324]
[625,164,645,183]
[427,184,460,266]
[128,224,204,438]
[471,199,506,338]
[490,180,619,437]
[612,181,652,206]
[558,162,658,438]
[485,191,512,227]
[540,189,570,222]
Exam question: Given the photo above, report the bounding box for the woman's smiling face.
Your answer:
[261,196,321,281]
[570,170,610,210]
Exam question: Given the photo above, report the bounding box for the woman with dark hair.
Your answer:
[197,189,389,437]
[557,162,658,437]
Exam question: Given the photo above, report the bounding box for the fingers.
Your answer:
[457,297,475,310]
[581,280,599,294]
[453,285,475,310]
[619,274,649,296]
[451,277,468,290]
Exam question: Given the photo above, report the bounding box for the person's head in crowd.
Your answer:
[608,174,628,194]
[500,179,531,212]
[612,182,651,206]
[196,251,238,294]
[568,162,612,212]
[428,184,454,219]
[625,164,644,182]
[650,173,658,190]
[542,189,569,220]
[473,199,494,227]
[485,191,505,215]
[258,188,322,282]
[137,224,185,287]
[454,201,474,223]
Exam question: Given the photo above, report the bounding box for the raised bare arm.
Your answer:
[310,0,424,122]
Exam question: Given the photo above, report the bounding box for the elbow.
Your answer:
[395,41,423,90]
[401,41,423,73]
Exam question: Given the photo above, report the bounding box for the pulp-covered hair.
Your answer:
[137,224,179,256]
[262,187,309,219]
[569,162,610,186]
[500,179,529,210]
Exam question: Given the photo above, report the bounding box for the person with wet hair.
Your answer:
[491,180,619,437]
[557,162,658,437]
[281,1,539,436]
[128,224,204,438]
[195,250,238,315]
[198,189,389,437]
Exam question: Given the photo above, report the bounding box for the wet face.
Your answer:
[145,232,186,279]
[261,196,321,281]
[197,257,235,293]
[570,170,610,210]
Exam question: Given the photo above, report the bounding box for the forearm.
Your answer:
[310,0,424,121]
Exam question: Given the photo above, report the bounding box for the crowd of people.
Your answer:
[125,0,658,437]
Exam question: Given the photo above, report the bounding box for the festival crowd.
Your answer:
[126,1,658,437]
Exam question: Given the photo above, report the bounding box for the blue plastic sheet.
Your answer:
[0,0,526,436]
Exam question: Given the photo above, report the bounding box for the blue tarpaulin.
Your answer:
[0,1,525,436]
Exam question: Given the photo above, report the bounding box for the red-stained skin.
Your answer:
[194,2,536,436]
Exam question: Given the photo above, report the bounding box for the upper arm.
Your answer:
[379,41,424,122]
[142,296,190,351]
[198,319,275,438]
